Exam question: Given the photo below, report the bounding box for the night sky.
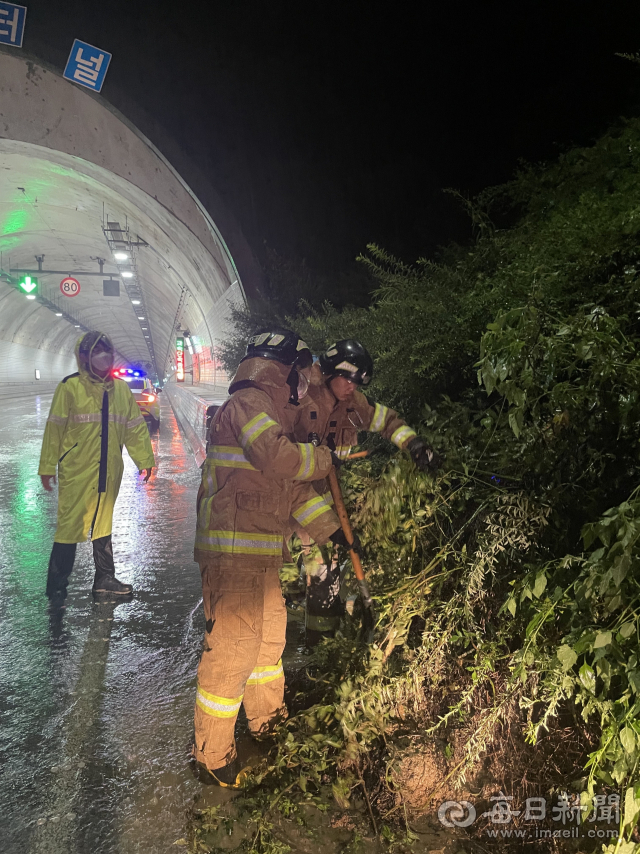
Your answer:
[19,1,640,276]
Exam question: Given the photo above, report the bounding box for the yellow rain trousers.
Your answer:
[38,361,155,543]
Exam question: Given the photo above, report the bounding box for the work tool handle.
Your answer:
[345,450,369,460]
[327,467,372,609]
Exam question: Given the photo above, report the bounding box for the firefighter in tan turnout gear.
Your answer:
[294,339,439,643]
[39,331,155,600]
[193,329,349,788]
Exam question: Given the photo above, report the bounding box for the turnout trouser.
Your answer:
[194,563,287,771]
[46,535,118,598]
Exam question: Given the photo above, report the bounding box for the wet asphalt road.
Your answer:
[0,393,208,853]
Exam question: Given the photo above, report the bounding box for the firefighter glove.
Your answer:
[330,528,361,555]
[407,437,442,472]
[330,451,343,469]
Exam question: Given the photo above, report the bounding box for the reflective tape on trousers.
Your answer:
[305,613,340,632]
[246,659,284,685]
[195,685,243,718]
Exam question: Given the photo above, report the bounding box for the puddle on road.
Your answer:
[0,394,457,854]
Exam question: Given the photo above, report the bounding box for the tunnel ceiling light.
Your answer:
[114,252,129,261]
[26,294,36,300]
[131,299,141,305]
[74,325,80,328]
[142,327,148,330]
[122,271,134,279]
[55,313,62,316]
[137,316,145,320]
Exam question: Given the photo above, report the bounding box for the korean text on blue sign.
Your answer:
[0,2,26,47]
[63,39,112,93]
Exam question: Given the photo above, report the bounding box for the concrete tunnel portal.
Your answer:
[0,48,258,388]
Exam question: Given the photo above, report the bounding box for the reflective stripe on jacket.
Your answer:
[38,357,155,543]
[194,357,340,568]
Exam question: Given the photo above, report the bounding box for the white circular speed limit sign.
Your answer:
[60,276,81,297]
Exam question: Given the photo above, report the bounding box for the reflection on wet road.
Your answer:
[0,394,205,853]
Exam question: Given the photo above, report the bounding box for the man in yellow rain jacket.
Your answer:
[39,331,155,600]
[193,329,350,788]
[293,339,440,642]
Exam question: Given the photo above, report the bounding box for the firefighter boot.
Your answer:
[197,757,252,789]
[92,535,133,596]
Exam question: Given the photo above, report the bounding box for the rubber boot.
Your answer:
[46,542,77,602]
[305,562,343,647]
[91,535,133,596]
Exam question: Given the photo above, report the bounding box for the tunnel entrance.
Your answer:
[0,49,257,387]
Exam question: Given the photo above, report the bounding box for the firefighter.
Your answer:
[193,329,350,788]
[39,332,155,600]
[293,339,439,643]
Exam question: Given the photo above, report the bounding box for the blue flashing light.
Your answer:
[134,371,140,376]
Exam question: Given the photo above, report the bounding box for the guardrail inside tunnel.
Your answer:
[163,383,228,467]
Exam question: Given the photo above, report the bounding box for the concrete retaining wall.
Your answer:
[165,384,227,467]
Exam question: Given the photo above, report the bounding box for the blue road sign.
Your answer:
[0,2,26,48]
[63,39,112,93]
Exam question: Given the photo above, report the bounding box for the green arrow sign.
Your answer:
[19,275,38,294]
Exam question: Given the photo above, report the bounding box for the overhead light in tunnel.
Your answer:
[122,271,134,279]
[26,294,36,300]
[114,252,129,261]
[137,316,145,320]
[55,312,62,316]
[131,299,141,305]
[74,325,80,328]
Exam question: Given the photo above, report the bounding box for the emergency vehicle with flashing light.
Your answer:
[112,368,161,429]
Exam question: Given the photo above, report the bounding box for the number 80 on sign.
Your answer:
[60,277,81,297]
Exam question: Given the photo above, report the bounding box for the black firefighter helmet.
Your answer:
[244,328,312,369]
[319,340,373,386]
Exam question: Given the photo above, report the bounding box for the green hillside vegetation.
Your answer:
[203,117,640,852]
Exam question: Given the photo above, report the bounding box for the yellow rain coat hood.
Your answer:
[38,333,155,543]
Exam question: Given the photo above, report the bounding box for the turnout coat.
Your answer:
[293,363,417,459]
[38,341,155,543]
[194,357,340,568]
